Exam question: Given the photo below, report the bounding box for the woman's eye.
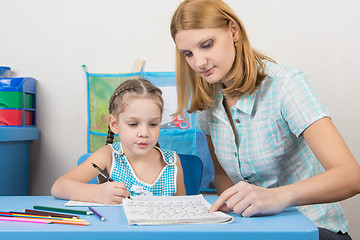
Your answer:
[201,40,213,49]
[183,51,193,57]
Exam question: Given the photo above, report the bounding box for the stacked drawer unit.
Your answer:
[0,77,36,127]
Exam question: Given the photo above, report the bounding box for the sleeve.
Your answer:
[280,71,330,137]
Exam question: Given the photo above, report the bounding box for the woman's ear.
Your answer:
[108,114,118,134]
[229,21,239,42]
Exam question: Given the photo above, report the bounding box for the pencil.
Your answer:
[23,209,80,219]
[0,215,90,226]
[91,162,114,182]
[0,216,50,224]
[49,219,91,226]
[1,212,87,222]
[89,206,105,221]
[33,206,93,215]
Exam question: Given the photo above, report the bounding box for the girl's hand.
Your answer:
[209,181,289,217]
[96,181,129,204]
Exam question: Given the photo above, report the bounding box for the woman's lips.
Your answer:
[201,67,214,77]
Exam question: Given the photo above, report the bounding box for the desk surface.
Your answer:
[0,196,318,240]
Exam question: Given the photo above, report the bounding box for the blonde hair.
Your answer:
[170,0,273,115]
[106,78,163,145]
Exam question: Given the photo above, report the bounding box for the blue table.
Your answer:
[0,196,318,240]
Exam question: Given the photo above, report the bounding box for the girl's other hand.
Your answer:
[96,181,129,204]
[209,181,289,217]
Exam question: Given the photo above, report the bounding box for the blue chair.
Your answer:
[77,153,97,184]
[178,154,203,195]
[77,152,203,195]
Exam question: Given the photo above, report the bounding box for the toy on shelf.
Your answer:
[0,66,11,78]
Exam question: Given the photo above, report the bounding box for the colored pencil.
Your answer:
[0,215,90,226]
[33,206,93,215]
[0,216,50,224]
[49,219,90,226]
[89,206,105,221]
[1,212,86,222]
[23,209,80,219]
[11,211,80,220]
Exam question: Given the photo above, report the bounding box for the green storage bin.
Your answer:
[0,92,34,109]
[0,91,23,108]
[25,93,34,108]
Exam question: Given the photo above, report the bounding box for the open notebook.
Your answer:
[65,200,122,207]
[122,194,233,225]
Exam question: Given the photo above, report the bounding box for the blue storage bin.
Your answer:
[0,127,38,195]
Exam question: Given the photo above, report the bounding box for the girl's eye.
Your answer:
[128,123,138,127]
[149,123,159,127]
[201,40,213,49]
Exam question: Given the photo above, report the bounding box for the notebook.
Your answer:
[65,200,122,207]
[122,194,233,225]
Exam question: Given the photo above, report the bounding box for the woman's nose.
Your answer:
[194,53,207,69]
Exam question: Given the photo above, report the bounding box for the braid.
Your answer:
[106,125,114,145]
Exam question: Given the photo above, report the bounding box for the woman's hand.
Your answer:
[209,181,290,217]
[95,181,129,204]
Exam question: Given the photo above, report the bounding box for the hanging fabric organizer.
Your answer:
[83,65,215,192]
[83,65,197,155]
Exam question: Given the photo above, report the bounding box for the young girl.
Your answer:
[51,78,186,204]
[170,0,360,239]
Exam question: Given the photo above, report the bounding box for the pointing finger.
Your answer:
[209,186,237,212]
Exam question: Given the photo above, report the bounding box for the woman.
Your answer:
[170,0,360,239]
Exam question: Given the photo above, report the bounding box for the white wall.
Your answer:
[1,0,359,238]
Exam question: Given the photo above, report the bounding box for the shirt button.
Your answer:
[234,152,237,157]
[235,119,240,123]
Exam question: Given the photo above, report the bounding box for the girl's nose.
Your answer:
[137,126,149,138]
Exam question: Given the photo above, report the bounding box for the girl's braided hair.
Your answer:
[106,78,164,145]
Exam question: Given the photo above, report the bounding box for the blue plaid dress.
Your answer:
[197,60,348,233]
[109,142,177,196]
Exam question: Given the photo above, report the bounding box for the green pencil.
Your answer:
[33,206,93,215]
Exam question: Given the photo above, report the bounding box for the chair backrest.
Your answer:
[178,154,203,195]
[77,153,97,184]
[77,152,203,195]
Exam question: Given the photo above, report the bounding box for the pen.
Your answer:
[91,162,114,182]
[91,162,132,200]
[33,206,94,215]
[89,206,105,221]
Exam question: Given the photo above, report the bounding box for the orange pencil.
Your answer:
[50,219,91,226]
